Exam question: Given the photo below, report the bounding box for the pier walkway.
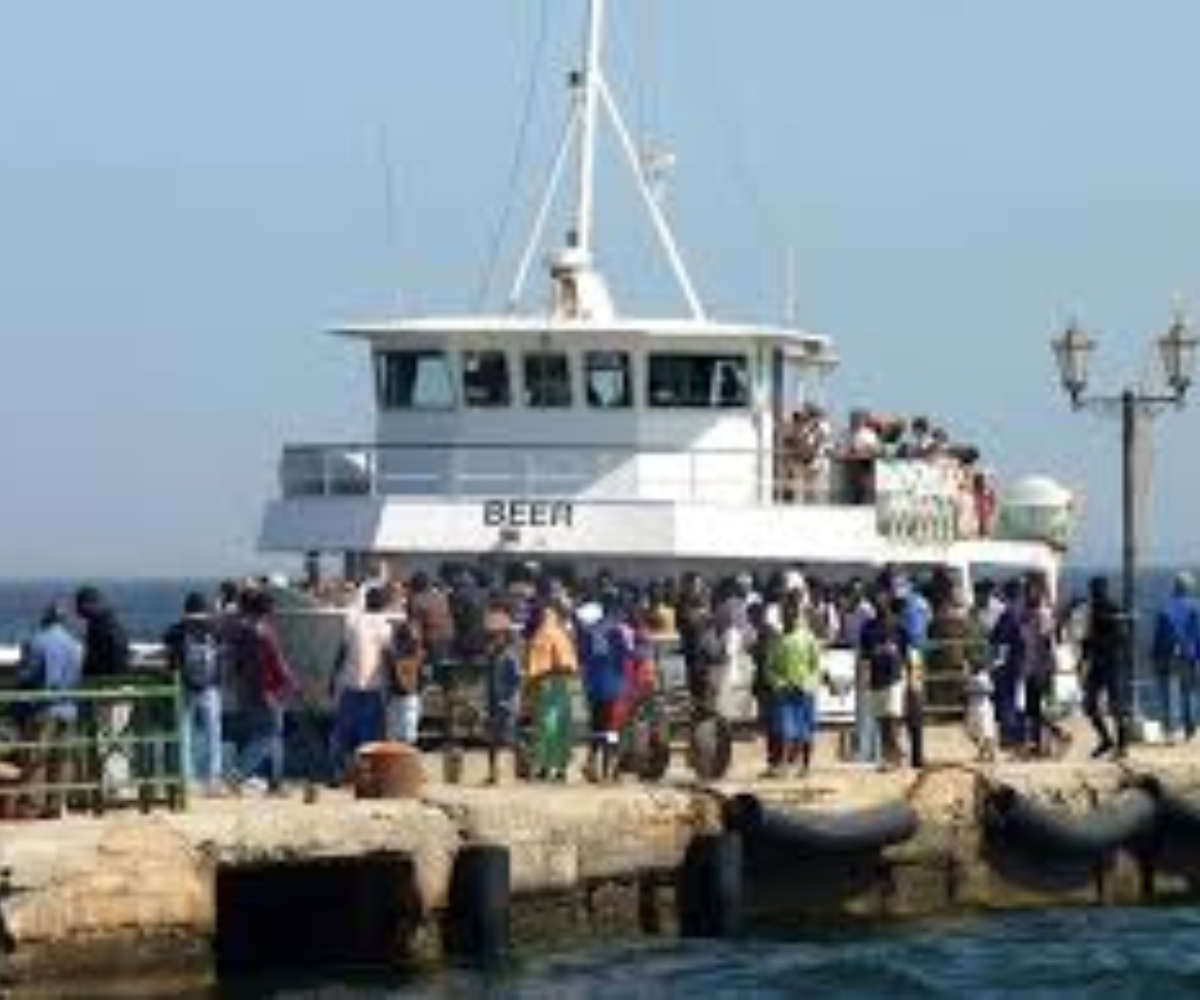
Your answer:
[3,722,1200,990]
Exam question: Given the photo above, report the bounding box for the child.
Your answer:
[483,602,522,784]
[964,664,997,763]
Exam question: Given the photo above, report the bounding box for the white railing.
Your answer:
[278,442,777,506]
[274,444,1055,546]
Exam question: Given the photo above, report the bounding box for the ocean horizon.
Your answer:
[0,565,1192,647]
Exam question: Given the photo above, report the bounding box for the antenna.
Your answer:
[784,247,799,327]
[573,0,605,260]
[376,125,406,314]
[508,0,706,321]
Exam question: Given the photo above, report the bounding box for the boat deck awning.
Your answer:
[332,314,833,355]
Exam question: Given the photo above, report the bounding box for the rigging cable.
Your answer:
[680,6,788,305]
[474,0,555,312]
[376,124,405,314]
[634,0,661,159]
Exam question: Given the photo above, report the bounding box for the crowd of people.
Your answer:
[2,582,299,812]
[270,560,1200,784]
[776,405,1000,539]
[4,563,1200,814]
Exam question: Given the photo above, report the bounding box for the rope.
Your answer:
[903,759,1000,806]
[474,0,555,311]
[633,0,661,148]
[678,8,787,295]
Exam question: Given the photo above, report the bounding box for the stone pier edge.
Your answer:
[2,758,1199,986]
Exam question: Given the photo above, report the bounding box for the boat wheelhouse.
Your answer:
[259,0,1072,591]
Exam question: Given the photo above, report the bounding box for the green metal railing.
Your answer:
[0,673,188,817]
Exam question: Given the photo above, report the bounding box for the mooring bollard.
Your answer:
[445,843,511,963]
[677,831,743,938]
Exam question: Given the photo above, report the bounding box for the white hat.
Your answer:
[576,601,604,627]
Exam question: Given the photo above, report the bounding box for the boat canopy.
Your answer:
[334,316,835,359]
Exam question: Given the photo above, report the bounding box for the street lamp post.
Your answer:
[1051,309,1198,734]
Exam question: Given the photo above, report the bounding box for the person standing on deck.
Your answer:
[859,596,912,770]
[387,617,426,748]
[1019,574,1058,758]
[482,599,522,784]
[1080,575,1128,758]
[408,573,457,748]
[328,585,393,780]
[227,590,295,795]
[676,574,711,708]
[1150,572,1200,742]
[927,588,988,761]
[762,596,823,778]
[523,600,579,782]
[74,586,130,680]
[839,579,878,763]
[989,578,1027,750]
[74,585,132,791]
[16,603,83,817]
[748,600,781,773]
[578,591,632,784]
[162,593,223,794]
[887,574,931,768]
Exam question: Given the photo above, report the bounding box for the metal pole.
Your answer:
[1120,388,1137,737]
[574,0,605,257]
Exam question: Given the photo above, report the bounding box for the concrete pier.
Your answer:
[3,728,1200,991]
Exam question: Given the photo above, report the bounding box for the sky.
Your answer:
[2,0,1199,578]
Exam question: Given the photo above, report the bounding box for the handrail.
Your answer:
[0,673,188,818]
[277,439,880,508]
[285,440,767,454]
[272,442,1026,549]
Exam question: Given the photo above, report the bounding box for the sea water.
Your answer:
[0,568,1190,646]
[212,906,1200,999]
[0,578,215,647]
[3,576,1199,997]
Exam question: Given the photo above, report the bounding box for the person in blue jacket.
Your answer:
[1152,571,1200,741]
[578,590,632,783]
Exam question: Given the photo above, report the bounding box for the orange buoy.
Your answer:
[353,741,424,799]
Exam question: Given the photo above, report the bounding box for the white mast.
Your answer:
[511,0,705,322]
[573,0,605,260]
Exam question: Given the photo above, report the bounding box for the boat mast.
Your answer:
[572,0,605,261]
[510,0,706,321]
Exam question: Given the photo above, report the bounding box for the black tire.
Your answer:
[623,710,671,781]
[513,735,534,781]
[688,715,732,781]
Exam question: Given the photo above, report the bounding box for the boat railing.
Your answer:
[0,672,188,818]
[277,441,883,508]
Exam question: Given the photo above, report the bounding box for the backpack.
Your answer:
[181,629,219,691]
[451,589,488,661]
[388,621,425,696]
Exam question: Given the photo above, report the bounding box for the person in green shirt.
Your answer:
[762,597,823,777]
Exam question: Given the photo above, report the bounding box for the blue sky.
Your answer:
[1,0,1198,578]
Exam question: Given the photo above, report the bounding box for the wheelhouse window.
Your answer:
[374,350,455,410]
[462,350,511,408]
[523,351,573,408]
[585,351,632,409]
[647,353,750,409]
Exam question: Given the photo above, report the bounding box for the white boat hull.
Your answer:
[261,494,1059,578]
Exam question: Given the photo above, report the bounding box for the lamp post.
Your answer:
[1051,308,1198,732]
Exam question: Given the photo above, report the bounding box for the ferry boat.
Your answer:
[260,0,1074,598]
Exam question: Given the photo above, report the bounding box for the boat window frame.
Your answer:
[521,349,574,409]
[460,348,513,409]
[373,348,457,411]
[584,350,634,410]
[645,351,751,410]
